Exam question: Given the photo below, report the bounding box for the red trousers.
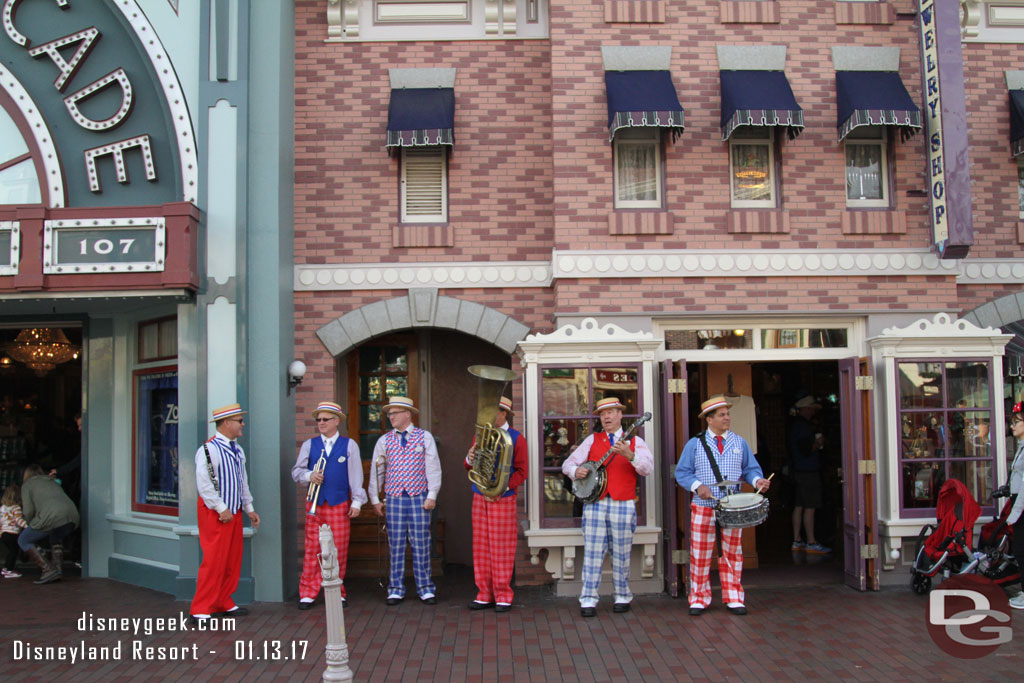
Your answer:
[471,493,518,605]
[299,500,351,599]
[688,503,745,608]
[191,501,244,616]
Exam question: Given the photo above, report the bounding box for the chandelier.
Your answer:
[5,328,80,374]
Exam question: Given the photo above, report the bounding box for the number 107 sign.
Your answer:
[44,218,165,274]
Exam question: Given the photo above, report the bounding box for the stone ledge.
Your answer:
[835,1,896,25]
[608,210,674,235]
[841,209,906,235]
[604,0,666,23]
[728,209,790,234]
[720,0,780,24]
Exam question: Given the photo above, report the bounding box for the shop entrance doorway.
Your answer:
[0,325,83,569]
[664,357,877,592]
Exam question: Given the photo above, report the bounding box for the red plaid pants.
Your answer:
[299,500,351,599]
[688,503,745,608]
[471,493,518,605]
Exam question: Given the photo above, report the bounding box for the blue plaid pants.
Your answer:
[580,497,637,607]
[386,493,435,597]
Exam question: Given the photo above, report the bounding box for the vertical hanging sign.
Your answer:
[918,0,973,259]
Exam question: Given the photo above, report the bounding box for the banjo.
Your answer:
[572,412,652,504]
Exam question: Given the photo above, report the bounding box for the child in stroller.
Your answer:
[909,478,1019,594]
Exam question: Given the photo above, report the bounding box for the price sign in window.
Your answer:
[43,217,165,273]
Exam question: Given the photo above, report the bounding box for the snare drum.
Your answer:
[715,492,769,529]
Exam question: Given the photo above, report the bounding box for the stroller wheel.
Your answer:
[911,573,932,595]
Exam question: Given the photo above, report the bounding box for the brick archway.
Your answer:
[315,287,530,357]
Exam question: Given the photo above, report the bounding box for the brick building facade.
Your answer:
[291,0,1024,596]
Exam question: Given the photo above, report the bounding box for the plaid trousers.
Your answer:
[299,500,350,600]
[689,503,744,608]
[580,497,636,607]
[386,493,435,598]
[471,493,518,605]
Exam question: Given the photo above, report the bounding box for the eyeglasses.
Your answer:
[316,417,336,423]
[387,410,409,417]
[228,418,244,424]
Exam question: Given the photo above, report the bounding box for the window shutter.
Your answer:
[402,147,446,222]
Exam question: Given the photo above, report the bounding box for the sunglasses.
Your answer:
[316,417,336,423]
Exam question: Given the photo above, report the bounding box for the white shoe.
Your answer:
[2,569,22,578]
[1009,594,1024,610]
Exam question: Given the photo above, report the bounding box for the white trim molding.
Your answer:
[294,251,1024,292]
[296,260,552,290]
[0,63,65,208]
[0,221,19,276]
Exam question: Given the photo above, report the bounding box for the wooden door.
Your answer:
[839,356,879,590]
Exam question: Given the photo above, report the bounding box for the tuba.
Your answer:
[467,365,518,498]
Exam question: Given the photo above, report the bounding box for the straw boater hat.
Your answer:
[210,403,246,423]
[698,396,732,419]
[792,395,821,411]
[594,397,626,414]
[382,396,419,414]
[311,401,345,420]
[498,396,514,416]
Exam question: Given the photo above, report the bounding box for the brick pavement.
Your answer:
[2,565,1022,682]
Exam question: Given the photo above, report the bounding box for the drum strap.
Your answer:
[697,431,734,494]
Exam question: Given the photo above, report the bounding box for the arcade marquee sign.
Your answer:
[0,0,198,290]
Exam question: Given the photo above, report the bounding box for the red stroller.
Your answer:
[910,479,1019,593]
[910,479,981,594]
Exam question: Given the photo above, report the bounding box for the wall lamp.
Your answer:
[287,359,306,396]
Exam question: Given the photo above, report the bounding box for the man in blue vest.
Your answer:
[291,401,366,610]
[369,396,442,605]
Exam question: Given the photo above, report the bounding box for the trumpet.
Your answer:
[307,449,326,515]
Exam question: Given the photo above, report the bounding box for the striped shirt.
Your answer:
[194,433,254,513]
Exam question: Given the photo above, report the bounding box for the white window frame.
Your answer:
[845,127,889,208]
[331,0,549,42]
[729,127,776,209]
[613,128,662,209]
[400,146,448,223]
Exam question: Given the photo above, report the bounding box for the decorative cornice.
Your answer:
[553,248,956,279]
[958,259,1024,284]
[293,251,1024,292]
[523,317,654,344]
[878,312,1004,338]
[295,261,552,291]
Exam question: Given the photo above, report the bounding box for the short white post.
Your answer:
[318,524,353,681]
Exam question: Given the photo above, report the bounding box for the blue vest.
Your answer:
[308,436,351,506]
[472,427,519,498]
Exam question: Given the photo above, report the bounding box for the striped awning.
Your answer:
[720,70,803,141]
[835,71,921,142]
[386,87,455,151]
[605,70,685,142]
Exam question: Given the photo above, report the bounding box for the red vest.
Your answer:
[587,432,637,501]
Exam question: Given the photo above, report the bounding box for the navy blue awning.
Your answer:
[605,70,684,142]
[836,71,921,142]
[386,87,455,151]
[720,70,803,141]
[1011,90,1024,157]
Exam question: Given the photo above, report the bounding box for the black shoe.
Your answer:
[494,604,511,613]
[580,607,597,618]
[469,601,495,610]
[214,607,249,617]
[613,603,630,613]
[187,615,209,627]
[386,597,403,606]
[298,601,314,611]
[688,607,705,616]
[341,597,347,608]
[421,596,437,605]
[727,605,748,616]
